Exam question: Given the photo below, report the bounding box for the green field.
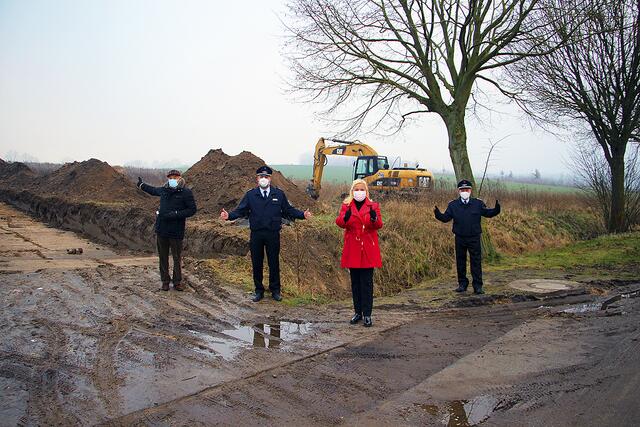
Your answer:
[272,164,576,193]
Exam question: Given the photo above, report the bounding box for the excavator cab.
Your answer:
[354,156,389,180]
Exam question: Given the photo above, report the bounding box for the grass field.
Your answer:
[272,164,576,193]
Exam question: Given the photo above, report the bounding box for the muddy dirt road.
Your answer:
[1,202,639,426]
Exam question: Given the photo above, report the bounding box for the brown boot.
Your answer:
[173,283,185,291]
[160,283,170,291]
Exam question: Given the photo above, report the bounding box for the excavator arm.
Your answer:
[307,138,378,199]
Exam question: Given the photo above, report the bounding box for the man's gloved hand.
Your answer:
[137,177,143,188]
[434,205,440,215]
[495,200,500,209]
[163,210,178,219]
[343,209,351,223]
[369,206,377,222]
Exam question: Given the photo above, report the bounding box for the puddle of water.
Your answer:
[189,330,249,361]
[562,303,601,314]
[418,395,498,426]
[190,321,313,360]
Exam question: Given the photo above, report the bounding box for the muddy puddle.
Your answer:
[418,395,499,426]
[190,321,314,360]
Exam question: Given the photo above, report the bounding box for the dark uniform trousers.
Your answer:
[250,229,281,294]
[157,236,183,285]
[349,268,374,317]
[455,235,482,291]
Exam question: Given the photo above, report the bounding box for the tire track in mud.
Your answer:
[19,318,80,426]
[92,319,130,418]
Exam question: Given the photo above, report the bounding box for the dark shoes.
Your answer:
[454,286,467,293]
[350,313,363,324]
[251,291,282,302]
[363,316,373,327]
[474,288,485,295]
[160,283,170,291]
[174,283,185,292]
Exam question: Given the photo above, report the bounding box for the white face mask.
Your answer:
[459,191,471,200]
[258,177,270,188]
[353,190,367,202]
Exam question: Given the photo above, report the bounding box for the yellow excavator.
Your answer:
[306,137,434,199]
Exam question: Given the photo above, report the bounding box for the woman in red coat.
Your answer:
[335,179,383,327]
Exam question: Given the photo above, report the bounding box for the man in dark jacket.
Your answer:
[434,179,500,294]
[137,169,197,291]
[220,166,312,302]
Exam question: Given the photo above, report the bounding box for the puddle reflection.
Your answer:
[419,395,498,426]
[190,321,313,360]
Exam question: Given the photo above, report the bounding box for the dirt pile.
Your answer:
[184,149,313,216]
[0,159,37,185]
[26,158,153,207]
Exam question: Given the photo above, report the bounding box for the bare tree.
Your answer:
[283,0,568,185]
[507,0,640,232]
[572,141,640,231]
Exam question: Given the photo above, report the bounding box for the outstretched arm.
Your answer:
[227,193,250,220]
[481,200,501,218]
[281,192,305,220]
[434,204,453,222]
[138,180,162,197]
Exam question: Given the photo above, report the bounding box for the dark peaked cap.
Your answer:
[457,179,473,189]
[256,166,273,176]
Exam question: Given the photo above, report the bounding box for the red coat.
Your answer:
[335,198,383,269]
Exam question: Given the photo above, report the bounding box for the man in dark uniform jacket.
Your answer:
[220,166,312,302]
[434,179,500,294]
[137,169,197,291]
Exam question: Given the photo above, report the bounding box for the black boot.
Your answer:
[363,316,372,327]
[350,313,362,324]
[252,292,264,302]
[454,286,467,293]
[272,291,282,302]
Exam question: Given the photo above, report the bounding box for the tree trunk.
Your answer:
[608,148,626,232]
[444,107,499,260]
[445,108,475,184]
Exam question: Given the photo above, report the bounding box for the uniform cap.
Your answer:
[457,179,473,189]
[256,166,273,176]
[167,169,182,177]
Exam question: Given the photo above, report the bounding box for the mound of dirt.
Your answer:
[184,149,313,216]
[27,158,153,206]
[0,159,37,186]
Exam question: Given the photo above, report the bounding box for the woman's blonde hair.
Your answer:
[343,179,371,204]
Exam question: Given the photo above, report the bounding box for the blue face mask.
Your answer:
[168,178,179,188]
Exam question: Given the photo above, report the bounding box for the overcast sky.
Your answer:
[0,0,575,178]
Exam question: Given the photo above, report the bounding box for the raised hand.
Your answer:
[434,205,440,214]
[304,209,313,219]
[220,208,229,220]
[343,209,352,223]
[369,206,377,222]
[495,199,500,208]
[137,177,143,188]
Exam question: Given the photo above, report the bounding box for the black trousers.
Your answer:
[349,268,374,316]
[250,229,281,294]
[157,236,183,285]
[455,235,483,291]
